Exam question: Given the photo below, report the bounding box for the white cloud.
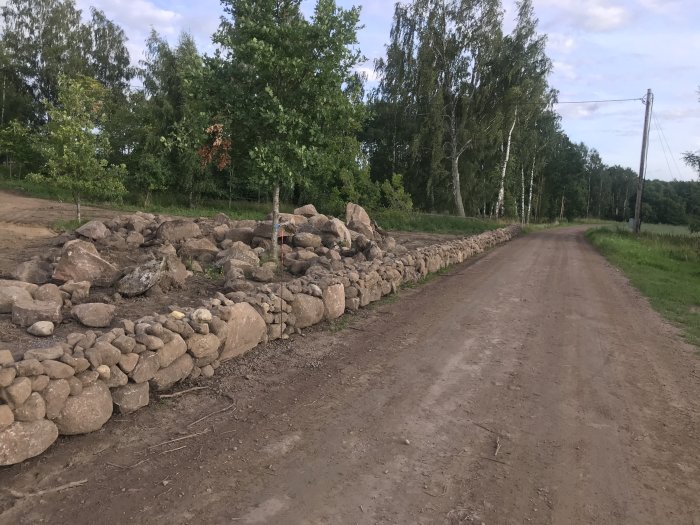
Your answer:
[355,66,379,82]
[552,60,578,81]
[547,33,576,54]
[79,0,182,35]
[537,0,630,32]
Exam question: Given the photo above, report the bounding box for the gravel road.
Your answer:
[1,224,699,524]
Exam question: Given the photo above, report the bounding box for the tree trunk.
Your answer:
[496,108,517,217]
[450,110,466,218]
[586,174,591,219]
[559,194,565,221]
[75,196,81,223]
[527,159,535,224]
[451,155,465,217]
[271,183,280,266]
[520,166,525,225]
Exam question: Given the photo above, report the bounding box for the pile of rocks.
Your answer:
[2,203,399,336]
[0,201,521,465]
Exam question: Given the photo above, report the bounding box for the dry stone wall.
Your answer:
[0,223,520,465]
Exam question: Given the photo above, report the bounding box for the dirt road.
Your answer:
[1,226,699,524]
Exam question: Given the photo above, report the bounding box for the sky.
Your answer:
[73,0,700,181]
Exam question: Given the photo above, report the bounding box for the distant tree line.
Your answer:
[0,0,697,225]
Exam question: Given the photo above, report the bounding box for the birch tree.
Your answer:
[494,0,552,217]
[215,0,365,261]
[374,0,502,216]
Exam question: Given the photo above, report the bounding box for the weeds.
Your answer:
[52,218,86,231]
[587,227,700,347]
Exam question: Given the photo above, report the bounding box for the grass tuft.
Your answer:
[374,210,500,236]
[587,227,700,347]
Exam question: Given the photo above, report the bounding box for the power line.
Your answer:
[652,113,684,179]
[652,114,674,178]
[554,97,643,105]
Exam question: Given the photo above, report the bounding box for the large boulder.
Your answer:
[346,201,375,239]
[116,259,164,297]
[179,237,219,263]
[111,382,149,414]
[321,218,352,248]
[72,303,116,328]
[27,321,55,337]
[12,259,53,284]
[156,220,202,242]
[43,379,70,419]
[346,202,371,229]
[60,280,91,302]
[161,256,189,289]
[322,284,345,320]
[0,280,38,293]
[264,213,308,226]
[0,419,58,466]
[253,221,296,239]
[217,242,260,267]
[293,232,322,249]
[225,227,255,245]
[293,204,319,217]
[34,283,63,305]
[150,353,194,391]
[157,333,187,368]
[219,303,267,361]
[12,299,63,327]
[248,265,276,283]
[130,351,160,383]
[53,381,113,435]
[291,294,325,328]
[75,220,109,241]
[187,333,220,366]
[52,240,119,287]
[0,285,33,314]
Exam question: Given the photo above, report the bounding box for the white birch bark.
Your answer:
[526,158,535,224]
[496,107,517,217]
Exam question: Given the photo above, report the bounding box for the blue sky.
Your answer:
[75,0,700,181]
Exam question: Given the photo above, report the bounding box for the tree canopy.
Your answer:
[0,0,696,227]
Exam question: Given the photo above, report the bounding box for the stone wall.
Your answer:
[0,225,520,465]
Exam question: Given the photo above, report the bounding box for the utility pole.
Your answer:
[633,89,653,233]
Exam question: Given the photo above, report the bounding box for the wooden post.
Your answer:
[634,89,653,234]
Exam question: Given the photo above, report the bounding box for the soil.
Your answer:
[0,220,699,523]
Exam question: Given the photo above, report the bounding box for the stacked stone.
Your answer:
[0,223,520,466]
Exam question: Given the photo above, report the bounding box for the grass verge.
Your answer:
[587,227,700,347]
[374,210,500,236]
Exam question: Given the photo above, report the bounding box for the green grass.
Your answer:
[587,227,700,347]
[615,222,696,236]
[375,209,501,236]
[52,218,86,231]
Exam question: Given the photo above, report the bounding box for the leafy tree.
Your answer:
[373,0,503,216]
[134,31,211,206]
[0,119,36,177]
[215,0,366,260]
[0,0,133,122]
[494,0,553,217]
[30,75,126,221]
